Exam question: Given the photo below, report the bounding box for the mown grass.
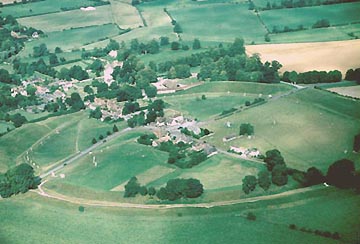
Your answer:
[174,81,294,95]
[260,2,360,30]
[0,0,100,18]
[17,5,113,32]
[61,141,170,190]
[20,24,120,57]
[205,88,360,171]
[169,3,267,43]
[109,1,143,29]
[163,93,253,120]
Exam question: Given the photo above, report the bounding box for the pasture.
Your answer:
[174,81,294,95]
[163,93,253,120]
[0,186,357,243]
[260,2,360,30]
[0,0,103,18]
[109,1,143,29]
[168,4,267,43]
[17,5,113,32]
[20,24,121,56]
[205,88,360,171]
[246,39,360,74]
[59,141,171,191]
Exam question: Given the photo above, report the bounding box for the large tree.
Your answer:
[326,159,355,189]
[242,175,257,194]
[257,170,271,190]
[0,164,40,198]
[239,123,254,136]
[124,176,141,197]
[264,149,285,171]
[271,164,288,186]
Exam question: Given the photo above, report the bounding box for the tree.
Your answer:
[113,124,119,133]
[160,36,169,46]
[92,138,97,144]
[33,43,48,57]
[69,65,89,81]
[89,107,102,119]
[264,149,285,171]
[353,134,360,152]
[88,59,104,75]
[55,47,63,53]
[10,113,27,128]
[303,167,325,186]
[326,159,355,189]
[124,176,140,197]
[192,38,201,49]
[271,164,288,186]
[147,39,160,54]
[171,41,180,50]
[156,178,203,201]
[0,164,40,198]
[239,123,254,136]
[258,170,271,190]
[0,69,11,83]
[173,23,183,33]
[144,85,157,98]
[66,92,85,111]
[122,101,140,115]
[148,186,156,196]
[242,175,257,194]
[49,53,59,65]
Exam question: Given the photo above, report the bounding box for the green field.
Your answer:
[169,4,267,43]
[0,187,358,243]
[205,88,360,171]
[20,24,121,56]
[0,111,126,173]
[17,5,113,32]
[174,81,294,95]
[260,2,360,30]
[163,93,254,120]
[60,141,171,190]
[269,25,356,43]
[0,0,105,18]
[110,0,143,29]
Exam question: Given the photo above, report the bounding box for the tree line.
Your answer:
[124,176,204,201]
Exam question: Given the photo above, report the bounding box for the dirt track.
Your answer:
[33,180,325,209]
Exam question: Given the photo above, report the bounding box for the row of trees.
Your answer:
[242,149,288,194]
[124,176,204,201]
[127,99,165,127]
[252,0,354,11]
[282,70,342,84]
[0,164,40,198]
[345,68,360,83]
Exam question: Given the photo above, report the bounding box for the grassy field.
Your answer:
[168,3,267,43]
[0,121,13,133]
[163,93,254,120]
[60,141,170,190]
[168,154,261,190]
[260,2,360,30]
[19,24,121,56]
[268,25,356,43]
[0,111,125,173]
[174,81,294,95]
[205,88,360,171]
[17,5,113,32]
[110,0,143,29]
[0,0,104,18]
[0,187,358,243]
